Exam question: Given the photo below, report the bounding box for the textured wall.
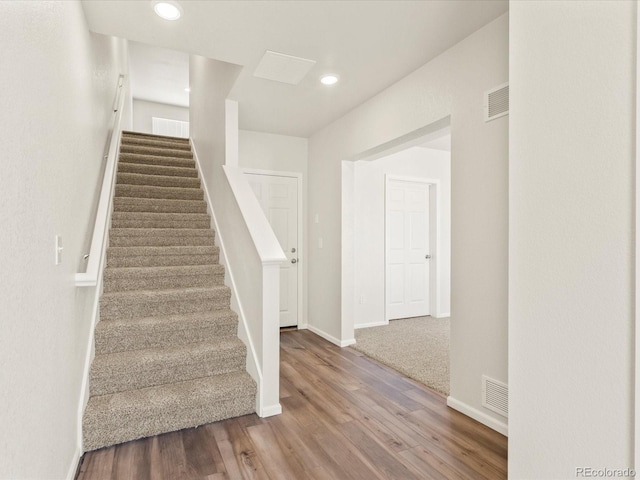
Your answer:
[0,1,128,477]
[509,1,635,477]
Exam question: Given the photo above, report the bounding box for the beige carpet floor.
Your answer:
[352,316,450,395]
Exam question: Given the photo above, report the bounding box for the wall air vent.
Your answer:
[482,375,508,418]
[484,82,509,122]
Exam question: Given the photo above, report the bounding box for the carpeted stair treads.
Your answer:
[82,131,256,451]
[113,197,208,214]
[106,245,219,268]
[118,152,196,169]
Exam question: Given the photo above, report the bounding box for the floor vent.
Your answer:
[484,82,509,122]
[482,375,508,418]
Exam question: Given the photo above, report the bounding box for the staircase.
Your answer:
[82,131,256,451]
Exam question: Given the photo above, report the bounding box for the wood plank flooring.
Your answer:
[77,330,507,479]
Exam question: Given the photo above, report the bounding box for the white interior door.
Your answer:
[386,179,431,320]
[245,173,299,327]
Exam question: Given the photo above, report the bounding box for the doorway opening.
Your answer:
[342,123,451,395]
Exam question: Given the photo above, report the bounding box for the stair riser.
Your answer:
[90,351,246,396]
[113,198,207,214]
[83,393,255,451]
[106,254,218,268]
[95,323,238,355]
[120,145,193,159]
[109,236,214,247]
[101,297,231,320]
[103,273,224,292]
[111,219,211,229]
[117,173,200,189]
[119,153,195,169]
[112,212,209,221]
[121,138,191,151]
[115,185,203,201]
[118,163,198,178]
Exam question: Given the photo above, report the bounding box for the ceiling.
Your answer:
[82,1,508,138]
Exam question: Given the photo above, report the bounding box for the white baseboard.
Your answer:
[65,446,82,480]
[435,312,451,318]
[307,325,356,347]
[259,403,283,417]
[447,396,508,436]
[355,321,387,329]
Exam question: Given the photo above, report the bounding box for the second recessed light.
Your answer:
[320,74,339,86]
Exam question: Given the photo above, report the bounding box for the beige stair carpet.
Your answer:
[82,131,256,451]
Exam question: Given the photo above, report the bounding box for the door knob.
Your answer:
[425,255,431,259]
[291,258,298,264]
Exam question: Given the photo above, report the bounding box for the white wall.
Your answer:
[0,2,128,478]
[239,130,307,174]
[351,146,451,328]
[132,98,189,134]
[238,130,309,327]
[308,14,508,431]
[509,1,635,477]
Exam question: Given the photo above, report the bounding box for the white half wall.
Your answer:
[190,56,283,415]
[0,2,128,478]
[238,130,309,327]
[509,1,635,478]
[308,13,508,431]
[132,98,189,134]
[350,146,451,328]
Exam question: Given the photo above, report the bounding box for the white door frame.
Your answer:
[384,174,441,322]
[243,168,304,328]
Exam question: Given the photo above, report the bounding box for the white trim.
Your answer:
[65,446,82,480]
[307,324,356,347]
[260,404,283,418]
[75,272,103,454]
[434,312,450,319]
[258,263,282,416]
[191,141,264,412]
[447,396,508,437]
[385,175,441,320]
[243,168,305,330]
[635,3,639,470]
[354,321,388,329]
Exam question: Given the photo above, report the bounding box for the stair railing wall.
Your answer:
[74,74,127,453]
[191,141,286,418]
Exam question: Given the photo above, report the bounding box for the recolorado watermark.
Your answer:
[576,467,636,478]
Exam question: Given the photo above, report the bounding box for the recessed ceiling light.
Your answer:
[184,87,190,93]
[320,74,339,86]
[152,1,182,21]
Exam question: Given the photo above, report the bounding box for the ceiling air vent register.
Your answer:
[484,82,509,122]
[253,50,316,85]
[482,375,508,418]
